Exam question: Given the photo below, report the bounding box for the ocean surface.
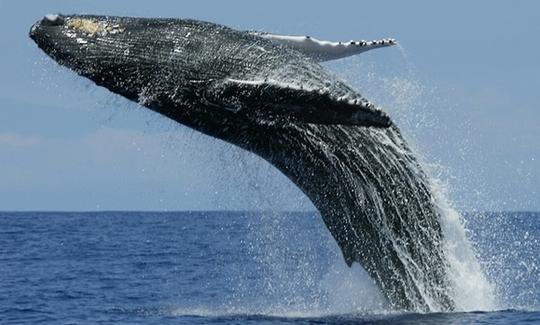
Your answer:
[1,211,539,324]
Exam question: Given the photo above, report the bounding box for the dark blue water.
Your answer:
[1,211,539,324]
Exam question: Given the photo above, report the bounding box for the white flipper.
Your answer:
[252,32,397,62]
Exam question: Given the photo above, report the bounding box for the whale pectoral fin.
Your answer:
[251,32,397,62]
[205,79,392,127]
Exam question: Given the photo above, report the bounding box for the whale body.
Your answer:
[30,14,455,311]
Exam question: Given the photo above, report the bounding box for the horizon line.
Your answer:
[0,209,539,214]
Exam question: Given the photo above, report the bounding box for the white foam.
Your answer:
[320,261,389,314]
[431,179,497,311]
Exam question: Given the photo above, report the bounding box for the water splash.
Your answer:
[393,45,496,311]
[241,211,388,315]
[430,180,496,310]
[331,44,497,311]
[216,43,498,313]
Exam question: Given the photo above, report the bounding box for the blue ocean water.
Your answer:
[1,211,539,324]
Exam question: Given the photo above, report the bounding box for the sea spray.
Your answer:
[430,179,496,310]
[327,45,496,310]
[231,211,389,316]
[167,44,498,313]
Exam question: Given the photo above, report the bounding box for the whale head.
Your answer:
[30,13,391,144]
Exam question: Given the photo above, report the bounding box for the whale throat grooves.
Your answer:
[29,14,456,311]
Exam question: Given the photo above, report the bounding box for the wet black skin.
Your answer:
[30,14,455,311]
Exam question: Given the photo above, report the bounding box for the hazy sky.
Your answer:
[0,0,538,211]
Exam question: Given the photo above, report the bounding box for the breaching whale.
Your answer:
[30,14,455,311]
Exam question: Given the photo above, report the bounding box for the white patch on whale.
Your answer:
[251,32,397,62]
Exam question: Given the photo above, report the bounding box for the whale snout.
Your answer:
[29,14,66,48]
[29,13,104,76]
[30,14,65,38]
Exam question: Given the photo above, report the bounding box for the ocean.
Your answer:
[1,211,539,324]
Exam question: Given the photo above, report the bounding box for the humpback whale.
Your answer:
[30,14,455,311]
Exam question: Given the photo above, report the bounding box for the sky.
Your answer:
[0,0,538,211]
